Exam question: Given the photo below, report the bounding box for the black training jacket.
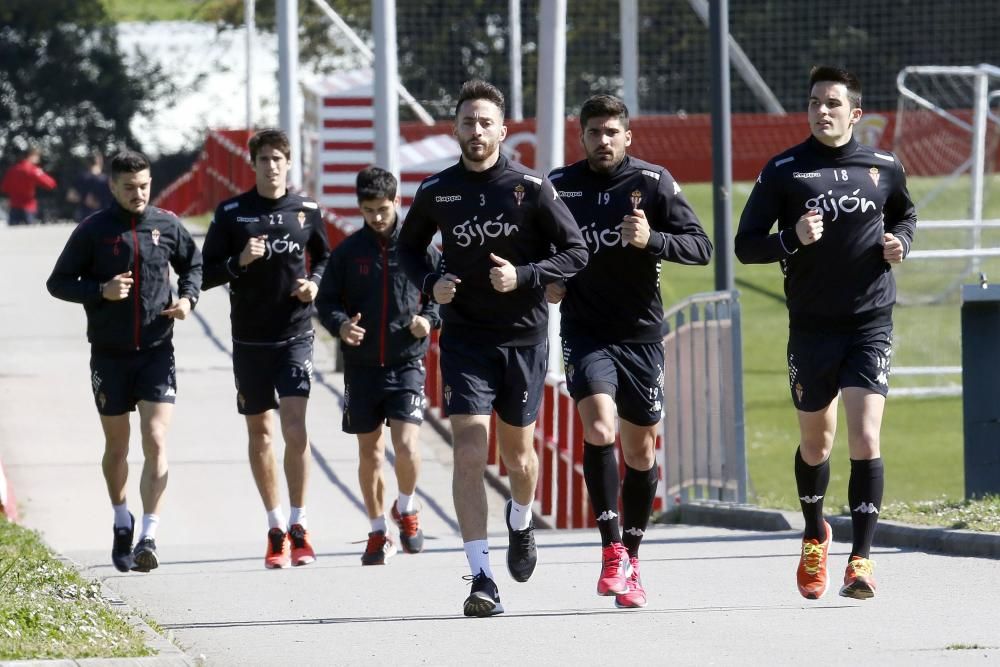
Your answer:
[735,136,917,331]
[316,220,441,367]
[46,202,202,352]
[398,155,588,346]
[202,189,331,344]
[549,155,712,343]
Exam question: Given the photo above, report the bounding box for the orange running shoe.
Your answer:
[840,556,877,600]
[390,501,425,554]
[264,527,291,569]
[596,542,630,596]
[361,529,397,565]
[288,523,316,566]
[796,520,831,599]
[615,556,647,609]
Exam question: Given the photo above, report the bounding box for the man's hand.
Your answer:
[339,313,365,346]
[545,280,566,304]
[161,297,192,320]
[409,314,431,339]
[795,209,824,245]
[621,209,651,248]
[433,273,461,304]
[883,232,904,264]
[290,278,318,303]
[101,271,133,301]
[489,253,518,292]
[239,234,267,266]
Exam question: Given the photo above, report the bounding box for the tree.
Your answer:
[0,0,173,217]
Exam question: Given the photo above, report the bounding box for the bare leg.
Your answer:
[99,413,131,505]
[279,396,310,508]
[246,410,281,511]
[389,419,421,496]
[136,400,173,515]
[357,428,386,520]
[450,414,491,541]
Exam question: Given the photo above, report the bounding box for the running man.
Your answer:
[202,129,331,569]
[548,94,712,608]
[735,66,917,600]
[316,166,441,565]
[47,149,202,573]
[399,80,588,617]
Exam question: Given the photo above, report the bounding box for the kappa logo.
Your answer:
[793,171,821,179]
[853,502,880,514]
[558,190,583,198]
[595,510,619,522]
[435,194,462,203]
[799,495,824,503]
[624,527,644,537]
[236,216,259,223]
[164,387,176,398]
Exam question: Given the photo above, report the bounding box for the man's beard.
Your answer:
[461,137,497,163]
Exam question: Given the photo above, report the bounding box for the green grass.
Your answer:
[669,176,1000,514]
[0,519,150,660]
[100,0,222,21]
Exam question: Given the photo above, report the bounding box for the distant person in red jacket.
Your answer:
[1,146,57,225]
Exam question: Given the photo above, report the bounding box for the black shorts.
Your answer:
[439,335,547,427]
[787,324,893,412]
[342,359,427,434]
[232,334,314,415]
[562,334,664,426]
[90,343,176,416]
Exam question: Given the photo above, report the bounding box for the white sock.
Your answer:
[508,498,533,531]
[370,515,387,533]
[266,507,287,531]
[464,540,493,579]
[289,506,307,529]
[112,503,131,529]
[396,492,416,514]
[139,514,159,541]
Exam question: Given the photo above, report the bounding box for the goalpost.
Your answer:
[890,64,1000,397]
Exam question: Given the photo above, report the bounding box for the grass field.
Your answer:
[669,174,1000,511]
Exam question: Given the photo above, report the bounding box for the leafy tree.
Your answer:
[0,0,173,216]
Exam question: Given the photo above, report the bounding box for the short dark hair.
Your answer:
[356,166,397,202]
[455,79,505,118]
[579,94,630,130]
[248,129,291,162]
[110,150,150,178]
[809,65,862,108]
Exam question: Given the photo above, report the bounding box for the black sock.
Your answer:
[583,443,621,547]
[848,457,884,558]
[795,447,831,541]
[621,463,658,558]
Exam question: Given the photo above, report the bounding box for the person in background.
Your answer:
[2,145,57,225]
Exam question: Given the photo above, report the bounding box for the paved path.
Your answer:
[1,224,998,665]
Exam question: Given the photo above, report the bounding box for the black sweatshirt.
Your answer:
[316,220,441,367]
[398,155,588,346]
[735,136,917,331]
[46,202,202,352]
[549,155,712,343]
[202,189,331,344]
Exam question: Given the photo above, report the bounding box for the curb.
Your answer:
[667,501,1000,560]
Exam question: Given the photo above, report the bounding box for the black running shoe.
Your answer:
[131,537,159,572]
[463,570,504,617]
[505,500,537,582]
[111,514,134,572]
